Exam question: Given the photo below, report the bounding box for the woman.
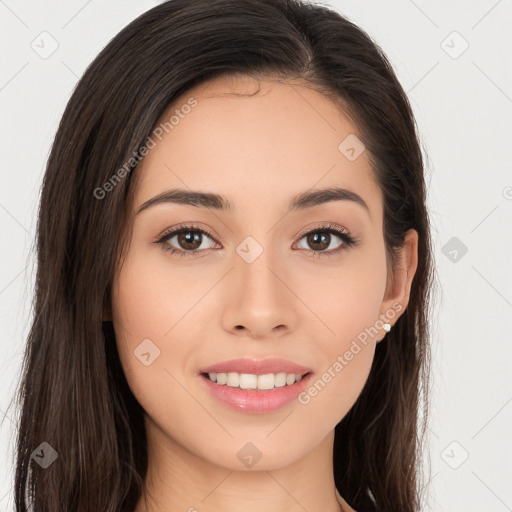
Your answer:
[11,0,435,510]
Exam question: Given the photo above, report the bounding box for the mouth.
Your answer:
[200,371,313,390]
[198,370,314,414]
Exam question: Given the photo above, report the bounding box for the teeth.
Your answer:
[206,371,306,390]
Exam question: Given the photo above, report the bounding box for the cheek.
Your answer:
[294,279,381,430]
[111,247,214,417]
[292,248,386,422]
[296,343,375,436]
[302,243,387,349]
[112,246,209,342]
[111,251,182,403]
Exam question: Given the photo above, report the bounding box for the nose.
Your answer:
[220,249,297,339]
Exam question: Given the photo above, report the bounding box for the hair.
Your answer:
[7,0,436,510]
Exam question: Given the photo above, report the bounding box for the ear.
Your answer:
[376,229,419,342]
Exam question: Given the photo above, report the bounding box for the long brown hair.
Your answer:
[8,1,436,510]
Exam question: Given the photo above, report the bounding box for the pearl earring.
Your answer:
[383,323,391,332]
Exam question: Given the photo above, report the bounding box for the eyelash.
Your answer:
[154,222,360,259]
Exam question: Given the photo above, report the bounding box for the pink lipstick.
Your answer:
[198,357,314,414]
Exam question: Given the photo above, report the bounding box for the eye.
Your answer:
[154,222,359,258]
[294,223,359,258]
[155,224,219,257]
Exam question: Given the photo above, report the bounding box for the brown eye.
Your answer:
[175,231,203,250]
[155,223,358,259]
[294,224,359,258]
[156,225,218,257]
[304,231,332,251]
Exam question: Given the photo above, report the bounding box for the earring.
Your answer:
[383,323,391,333]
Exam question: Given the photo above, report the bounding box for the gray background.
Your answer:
[1,1,511,510]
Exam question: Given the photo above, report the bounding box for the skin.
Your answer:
[110,75,418,512]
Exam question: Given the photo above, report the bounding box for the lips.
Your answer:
[198,357,313,376]
[198,368,314,414]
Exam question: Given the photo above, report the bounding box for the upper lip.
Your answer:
[199,357,313,376]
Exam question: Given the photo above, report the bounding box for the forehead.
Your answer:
[132,75,382,221]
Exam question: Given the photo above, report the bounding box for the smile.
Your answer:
[204,371,307,390]
[199,371,314,414]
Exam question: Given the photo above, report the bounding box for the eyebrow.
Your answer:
[137,187,370,216]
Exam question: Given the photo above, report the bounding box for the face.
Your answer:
[111,75,415,471]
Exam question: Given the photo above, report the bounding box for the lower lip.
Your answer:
[199,372,314,414]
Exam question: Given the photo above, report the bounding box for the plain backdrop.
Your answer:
[1,1,511,511]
